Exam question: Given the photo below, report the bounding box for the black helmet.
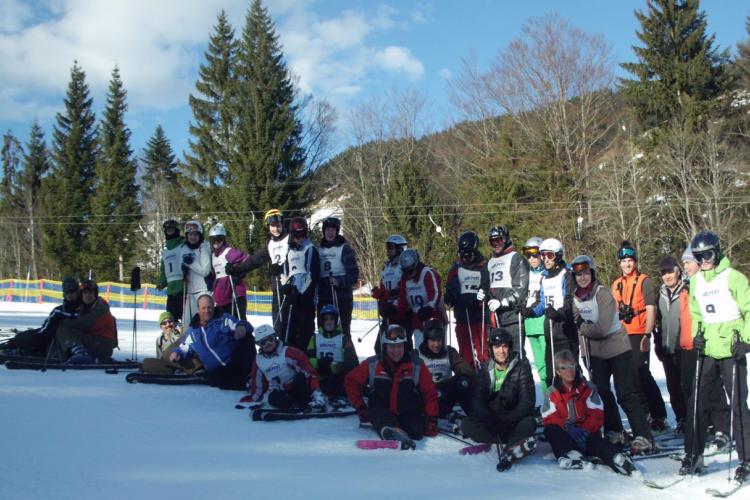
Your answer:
[617,241,637,261]
[458,231,479,257]
[289,217,308,238]
[489,328,513,349]
[691,231,721,265]
[423,319,445,342]
[81,279,99,298]
[322,217,341,236]
[489,225,511,250]
[163,219,180,237]
[62,277,79,293]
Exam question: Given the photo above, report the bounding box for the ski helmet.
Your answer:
[489,328,513,349]
[289,217,308,238]
[254,324,277,346]
[382,324,408,344]
[264,209,283,226]
[399,248,420,273]
[424,318,445,343]
[617,241,637,261]
[522,237,544,257]
[163,219,180,237]
[386,234,408,247]
[489,225,512,250]
[691,231,721,265]
[571,255,595,274]
[61,277,79,293]
[322,217,341,236]
[81,279,99,298]
[539,238,564,261]
[208,223,227,240]
[184,220,203,236]
[319,303,339,322]
[457,231,479,257]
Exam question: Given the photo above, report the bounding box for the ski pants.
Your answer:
[685,355,750,460]
[320,374,348,399]
[437,375,473,418]
[461,414,536,446]
[628,334,667,420]
[590,351,651,440]
[166,294,184,327]
[206,335,255,391]
[55,328,116,362]
[142,339,203,375]
[216,297,247,321]
[279,299,315,352]
[455,321,488,368]
[369,393,426,440]
[544,424,621,471]
[680,349,730,435]
[660,349,687,423]
[527,334,547,394]
[8,328,52,357]
[268,372,313,409]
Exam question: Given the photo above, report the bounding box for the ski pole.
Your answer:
[466,309,480,372]
[518,310,524,360]
[229,274,239,319]
[690,324,705,476]
[549,318,557,375]
[284,303,294,345]
[437,429,473,446]
[357,320,380,343]
[581,334,592,379]
[480,304,486,364]
[42,337,57,373]
[727,337,737,483]
[273,295,288,328]
[131,267,140,361]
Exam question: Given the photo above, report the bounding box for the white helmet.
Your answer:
[523,237,544,250]
[540,238,564,256]
[208,223,227,239]
[184,220,203,235]
[386,234,408,247]
[254,324,276,345]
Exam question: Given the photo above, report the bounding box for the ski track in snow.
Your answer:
[0,303,742,499]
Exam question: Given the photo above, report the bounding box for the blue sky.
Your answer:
[1,0,748,162]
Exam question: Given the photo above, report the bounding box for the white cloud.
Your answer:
[0,0,426,124]
[375,46,424,80]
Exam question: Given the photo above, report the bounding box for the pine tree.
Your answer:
[620,0,730,131]
[20,122,50,278]
[44,61,98,278]
[0,131,24,277]
[229,0,309,252]
[87,66,140,280]
[183,10,238,213]
[737,16,750,90]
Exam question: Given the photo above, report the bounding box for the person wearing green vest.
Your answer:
[682,231,750,483]
[156,219,185,323]
[306,304,358,400]
[522,236,547,394]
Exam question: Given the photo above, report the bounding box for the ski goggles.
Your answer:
[255,336,277,347]
[617,247,636,260]
[383,326,407,344]
[693,249,716,263]
[185,223,201,233]
[522,247,540,257]
[540,251,557,260]
[572,262,592,274]
[558,364,577,371]
[459,251,474,260]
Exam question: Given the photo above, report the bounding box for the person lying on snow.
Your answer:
[244,324,327,410]
[55,279,117,364]
[461,328,536,471]
[306,304,358,401]
[168,293,255,390]
[542,349,635,475]
[345,324,439,443]
[417,318,474,418]
[0,277,82,357]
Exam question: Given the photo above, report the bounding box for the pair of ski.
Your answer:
[641,462,747,496]
[251,406,356,422]
[125,372,208,385]
[3,354,141,372]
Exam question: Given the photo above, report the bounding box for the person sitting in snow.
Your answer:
[306,304,358,400]
[155,311,182,358]
[0,277,81,357]
[344,324,439,443]
[461,328,536,471]
[543,349,636,475]
[417,318,474,418]
[169,293,254,390]
[245,324,327,410]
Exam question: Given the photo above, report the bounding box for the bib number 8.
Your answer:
[323,261,332,273]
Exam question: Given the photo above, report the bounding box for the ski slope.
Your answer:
[0,302,742,499]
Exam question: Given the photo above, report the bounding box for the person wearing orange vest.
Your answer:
[611,241,667,432]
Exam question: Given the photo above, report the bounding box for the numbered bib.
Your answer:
[256,346,296,388]
[287,242,314,294]
[405,267,435,312]
[526,269,543,307]
[318,245,346,277]
[574,285,621,334]
[458,267,481,295]
[419,352,451,382]
[268,236,289,275]
[212,247,230,279]
[315,332,344,363]
[488,253,514,289]
[542,270,566,310]
[694,270,741,324]
[380,262,402,303]
[162,246,183,283]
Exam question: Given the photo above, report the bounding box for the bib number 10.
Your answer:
[409,295,424,308]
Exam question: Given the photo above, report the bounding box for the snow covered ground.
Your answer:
[0,302,742,499]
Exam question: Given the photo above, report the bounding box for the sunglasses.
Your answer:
[160,320,175,326]
[540,251,557,260]
[693,250,716,263]
[63,288,78,294]
[572,262,591,274]
[558,364,577,371]
[523,247,540,257]
[459,251,474,259]
[490,237,505,245]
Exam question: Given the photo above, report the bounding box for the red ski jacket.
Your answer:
[542,378,604,434]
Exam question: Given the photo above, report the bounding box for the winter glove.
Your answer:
[732,339,750,361]
[476,289,487,302]
[425,416,438,437]
[181,263,191,274]
[545,306,562,322]
[371,286,385,300]
[356,405,370,424]
[182,253,195,265]
[225,262,237,276]
[520,306,535,318]
[487,299,501,312]
[566,424,590,449]
[280,282,293,297]
[692,333,706,353]
[574,314,585,328]
[418,306,434,321]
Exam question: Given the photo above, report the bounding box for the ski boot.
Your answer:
[678,455,704,476]
[612,453,636,476]
[381,426,416,450]
[630,436,654,455]
[496,450,513,472]
[558,450,584,470]
[705,431,730,454]
[507,436,537,461]
[67,345,94,364]
[735,461,750,484]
